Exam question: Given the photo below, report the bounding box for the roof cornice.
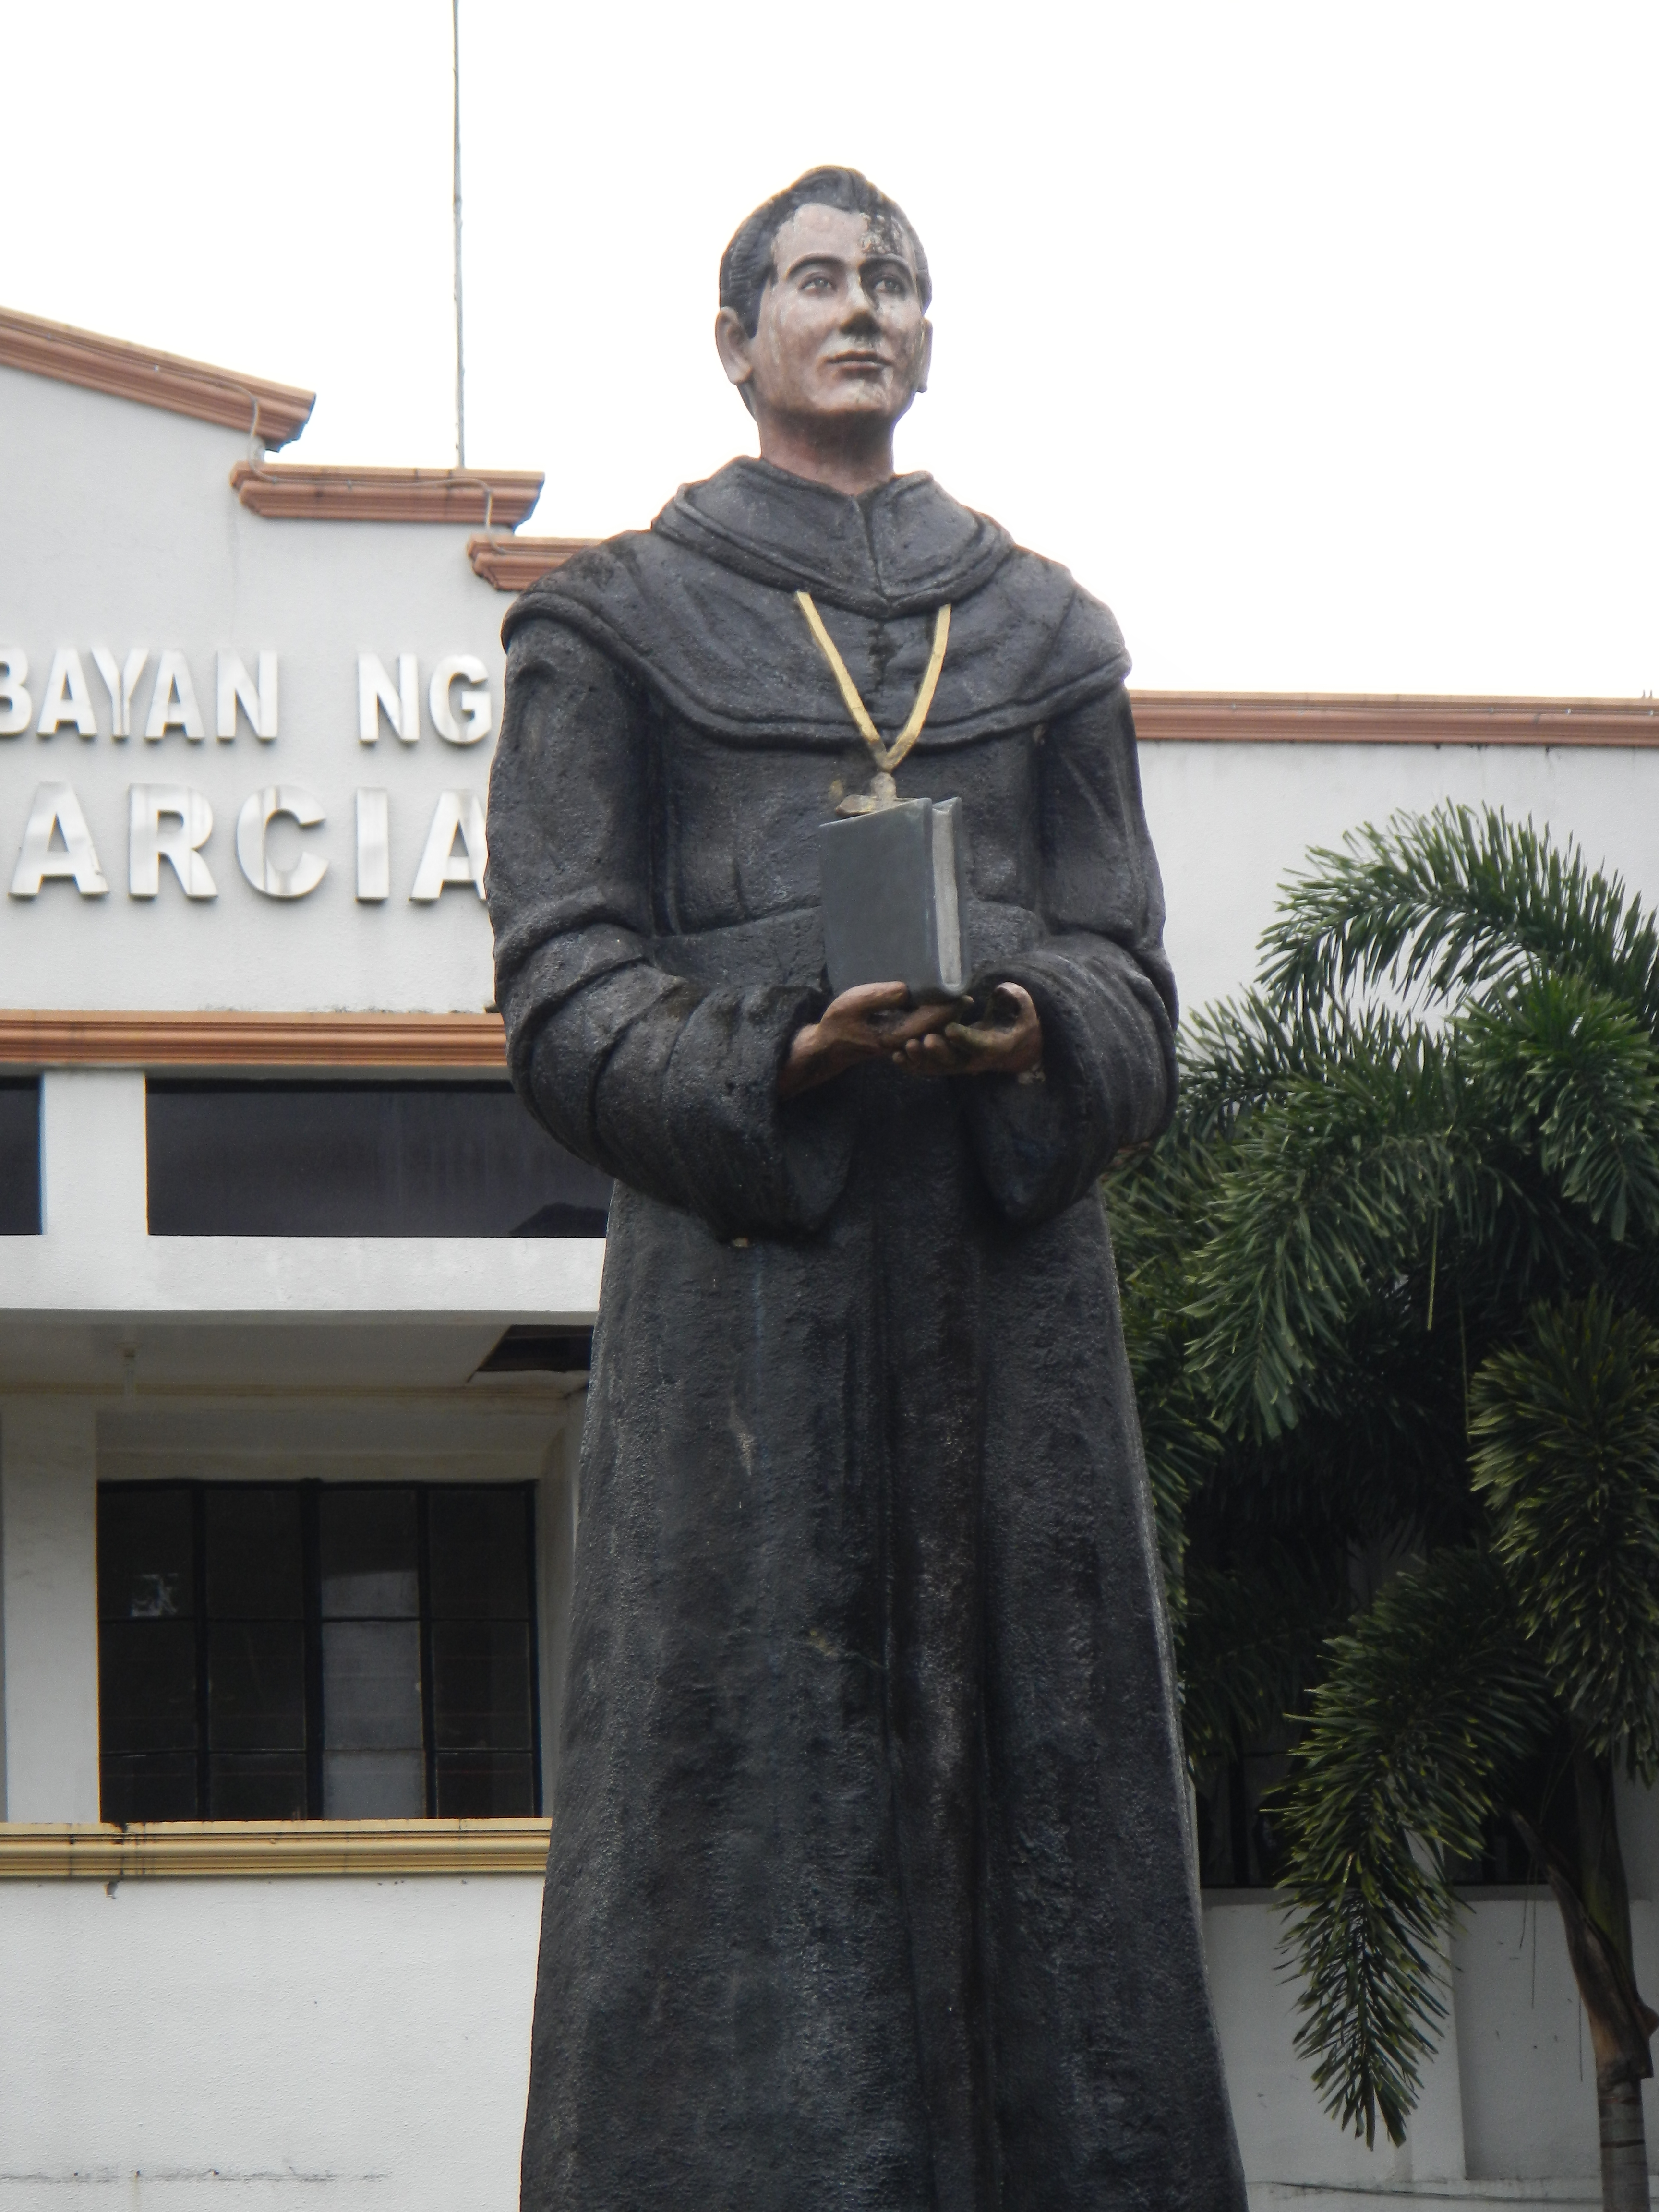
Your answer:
[468,534,596,590]
[1130,692,1659,747]
[0,304,314,448]
[231,461,543,527]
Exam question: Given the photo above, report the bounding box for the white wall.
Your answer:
[1142,738,1659,1020]
[1205,1889,1659,2195]
[7,1855,1658,2209]
[1205,1894,1467,2188]
[0,367,505,1014]
[0,1874,543,2212]
[0,1385,566,2212]
[0,1069,604,1337]
[0,1397,98,1821]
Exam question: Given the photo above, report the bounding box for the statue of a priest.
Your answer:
[488,164,1247,2212]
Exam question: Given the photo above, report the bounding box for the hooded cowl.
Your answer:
[501,457,1131,747]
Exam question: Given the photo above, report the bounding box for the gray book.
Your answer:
[818,796,966,1000]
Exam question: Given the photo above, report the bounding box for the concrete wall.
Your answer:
[4,1069,603,1338]
[1,1397,99,1822]
[1204,1887,1659,2200]
[1141,738,1659,1021]
[7,1825,1659,2206]
[0,364,504,1016]
[0,1874,543,2212]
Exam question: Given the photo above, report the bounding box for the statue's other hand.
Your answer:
[898,982,1043,1080]
[779,983,963,1100]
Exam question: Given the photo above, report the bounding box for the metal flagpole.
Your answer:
[452,0,465,469]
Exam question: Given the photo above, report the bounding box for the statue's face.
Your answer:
[719,203,932,429]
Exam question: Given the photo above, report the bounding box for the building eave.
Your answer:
[0,1010,507,1071]
[231,461,544,527]
[468,534,596,590]
[0,303,315,448]
[1130,691,1659,746]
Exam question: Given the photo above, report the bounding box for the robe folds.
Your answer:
[487,458,1247,2212]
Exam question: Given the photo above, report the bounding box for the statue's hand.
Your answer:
[780,983,965,1100]
[896,982,1043,1080]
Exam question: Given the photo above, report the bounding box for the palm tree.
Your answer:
[1106,805,1659,2212]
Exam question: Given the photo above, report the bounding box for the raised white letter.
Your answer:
[10,784,109,896]
[409,790,486,901]
[36,649,97,737]
[236,785,326,898]
[92,648,148,740]
[0,651,31,737]
[129,785,216,898]
[144,652,206,742]
[217,650,278,741]
[355,789,389,902]
[429,655,493,745]
[358,653,419,745]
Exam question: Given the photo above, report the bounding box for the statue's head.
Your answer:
[715,167,933,439]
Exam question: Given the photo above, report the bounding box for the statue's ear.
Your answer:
[714,307,756,402]
[914,319,934,397]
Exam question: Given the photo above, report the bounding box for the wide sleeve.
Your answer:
[962,682,1177,1225]
[486,615,854,1241]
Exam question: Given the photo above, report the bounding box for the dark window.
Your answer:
[97,1482,540,1822]
[145,1080,611,1237]
[476,1327,593,1375]
[0,1079,41,1235]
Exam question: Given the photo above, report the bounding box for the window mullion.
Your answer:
[417,1488,437,1818]
[301,1480,325,1819]
[192,1484,210,1820]
[524,1485,543,1819]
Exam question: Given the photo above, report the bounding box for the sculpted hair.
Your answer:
[719,167,932,337]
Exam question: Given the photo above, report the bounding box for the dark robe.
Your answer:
[488,458,1246,2212]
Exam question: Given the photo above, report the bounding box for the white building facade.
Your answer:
[1,305,1656,2209]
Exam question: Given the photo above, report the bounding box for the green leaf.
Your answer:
[1470,1294,1659,1778]
[1261,805,1659,1033]
[1182,1032,1455,1436]
[1279,1549,1553,2147]
[1462,974,1659,1245]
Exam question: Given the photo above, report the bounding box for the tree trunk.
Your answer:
[1516,1752,1658,2212]
[1599,2076,1651,2212]
[1575,1748,1638,1984]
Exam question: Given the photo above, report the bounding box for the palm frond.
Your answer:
[1183,1035,1455,1436]
[1178,1543,1339,1770]
[1470,1294,1659,1778]
[1177,991,1423,1143]
[1461,973,1659,1245]
[1261,806,1659,1031]
[1280,1549,1554,2147]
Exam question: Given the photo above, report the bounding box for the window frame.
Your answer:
[96,1477,543,1824]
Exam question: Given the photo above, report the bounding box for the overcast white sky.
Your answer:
[4,2,1654,696]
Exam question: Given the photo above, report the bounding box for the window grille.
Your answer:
[96,1481,541,1822]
